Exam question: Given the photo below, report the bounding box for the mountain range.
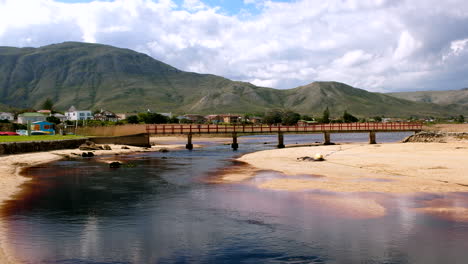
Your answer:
[0,42,466,117]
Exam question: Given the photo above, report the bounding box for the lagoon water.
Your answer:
[3,133,468,263]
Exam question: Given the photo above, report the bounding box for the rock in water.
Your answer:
[104,145,112,150]
[109,162,121,168]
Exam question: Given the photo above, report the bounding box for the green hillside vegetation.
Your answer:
[0,42,465,117]
[388,89,468,106]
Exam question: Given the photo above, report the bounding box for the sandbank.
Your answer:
[233,142,468,194]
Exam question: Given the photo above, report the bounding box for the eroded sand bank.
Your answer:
[234,142,468,193]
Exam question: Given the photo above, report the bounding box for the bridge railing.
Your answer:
[146,122,423,135]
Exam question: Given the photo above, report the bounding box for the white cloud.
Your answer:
[333,50,373,68]
[0,0,468,92]
[182,0,207,11]
[393,31,422,61]
[450,38,468,55]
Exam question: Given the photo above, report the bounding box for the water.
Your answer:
[3,133,468,264]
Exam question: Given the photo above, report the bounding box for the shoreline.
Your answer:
[1,133,468,262]
[230,142,468,194]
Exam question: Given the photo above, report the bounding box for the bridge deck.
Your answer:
[146,122,422,135]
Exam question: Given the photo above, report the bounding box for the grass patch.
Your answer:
[0,135,87,142]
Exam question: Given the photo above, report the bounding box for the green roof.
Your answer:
[18,112,46,117]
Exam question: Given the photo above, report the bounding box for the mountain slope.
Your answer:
[388,89,468,106]
[0,42,464,117]
[0,42,283,113]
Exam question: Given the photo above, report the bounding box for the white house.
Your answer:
[17,112,47,124]
[0,112,14,121]
[65,106,93,121]
[52,113,67,122]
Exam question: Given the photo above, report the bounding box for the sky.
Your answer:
[1,0,468,92]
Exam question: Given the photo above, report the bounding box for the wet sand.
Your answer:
[233,142,468,193]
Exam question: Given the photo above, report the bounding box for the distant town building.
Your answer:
[52,113,67,122]
[248,116,263,124]
[205,114,223,124]
[65,106,93,121]
[17,112,47,124]
[182,114,206,123]
[94,109,119,122]
[0,112,14,121]
[220,114,241,124]
[31,121,55,135]
[297,120,317,126]
[160,112,173,118]
[37,110,52,114]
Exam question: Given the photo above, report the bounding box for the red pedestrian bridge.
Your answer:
[146,122,423,150]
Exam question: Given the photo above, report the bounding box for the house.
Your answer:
[220,114,241,124]
[31,121,55,135]
[182,114,206,123]
[0,112,14,121]
[297,120,317,126]
[205,114,223,124]
[248,116,263,124]
[160,112,173,118]
[65,106,93,121]
[17,112,47,124]
[94,109,119,122]
[37,110,52,114]
[52,113,67,122]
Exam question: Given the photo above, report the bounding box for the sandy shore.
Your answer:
[232,142,468,194]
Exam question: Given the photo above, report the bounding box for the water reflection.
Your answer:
[2,133,468,264]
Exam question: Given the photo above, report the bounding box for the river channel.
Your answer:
[2,133,468,263]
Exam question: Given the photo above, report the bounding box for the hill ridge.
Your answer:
[0,42,465,117]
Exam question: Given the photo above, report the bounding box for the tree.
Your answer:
[127,115,139,124]
[46,116,61,124]
[263,109,283,125]
[456,115,465,123]
[301,115,313,121]
[41,98,54,111]
[320,107,330,123]
[342,110,358,123]
[373,116,382,122]
[138,112,168,124]
[281,110,301,125]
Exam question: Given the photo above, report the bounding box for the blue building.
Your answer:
[31,121,55,135]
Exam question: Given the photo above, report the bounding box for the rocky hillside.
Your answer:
[388,89,468,106]
[0,42,464,117]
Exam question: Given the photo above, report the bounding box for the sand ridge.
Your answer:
[234,142,468,193]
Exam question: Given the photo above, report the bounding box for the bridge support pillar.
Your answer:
[186,134,193,150]
[369,131,376,144]
[231,133,238,150]
[323,132,331,145]
[277,132,285,148]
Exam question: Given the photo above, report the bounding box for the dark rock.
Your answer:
[121,146,130,149]
[81,152,95,157]
[159,148,169,153]
[103,145,112,150]
[109,161,121,168]
[79,141,101,150]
